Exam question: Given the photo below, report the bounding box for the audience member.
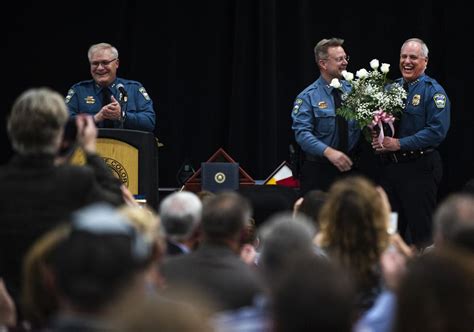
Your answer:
[213,212,318,332]
[161,192,263,312]
[393,248,474,332]
[427,193,474,253]
[316,176,390,317]
[119,205,166,289]
[272,254,355,332]
[50,203,153,332]
[0,87,123,304]
[21,225,70,330]
[159,191,203,256]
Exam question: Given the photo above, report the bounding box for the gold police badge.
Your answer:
[412,94,421,106]
[318,101,328,109]
[85,96,96,104]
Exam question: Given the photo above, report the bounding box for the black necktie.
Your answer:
[101,87,114,128]
[102,87,111,107]
[393,81,409,138]
[332,89,348,153]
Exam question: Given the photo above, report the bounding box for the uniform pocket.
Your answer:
[314,109,335,135]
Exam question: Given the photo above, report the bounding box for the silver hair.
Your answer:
[402,38,429,58]
[87,42,119,61]
[159,191,202,242]
[433,193,474,243]
[7,87,68,155]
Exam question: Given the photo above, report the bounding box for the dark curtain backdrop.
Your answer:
[2,1,472,200]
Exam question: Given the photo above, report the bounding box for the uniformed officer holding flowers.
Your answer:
[372,38,451,249]
[65,42,156,132]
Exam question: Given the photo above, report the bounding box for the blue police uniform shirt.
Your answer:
[395,74,450,151]
[65,78,156,132]
[291,76,360,157]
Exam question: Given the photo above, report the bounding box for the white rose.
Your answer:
[342,70,354,81]
[356,69,369,79]
[329,78,341,89]
[381,63,390,73]
[370,59,380,70]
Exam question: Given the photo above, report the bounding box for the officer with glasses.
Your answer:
[65,42,156,132]
[291,37,361,195]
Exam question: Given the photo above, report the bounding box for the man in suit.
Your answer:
[159,191,202,256]
[161,192,262,311]
[0,87,124,303]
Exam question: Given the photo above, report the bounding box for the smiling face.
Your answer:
[89,48,119,87]
[319,46,349,82]
[399,41,428,82]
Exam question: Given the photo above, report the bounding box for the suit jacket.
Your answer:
[0,153,124,298]
[161,242,263,311]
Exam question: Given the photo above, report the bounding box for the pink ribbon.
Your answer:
[368,110,395,145]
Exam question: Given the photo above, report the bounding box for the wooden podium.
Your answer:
[72,129,159,209]
[183,148,254,192]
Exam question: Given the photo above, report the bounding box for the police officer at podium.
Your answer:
[65,42,156,132]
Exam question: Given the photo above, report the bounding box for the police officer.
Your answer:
[372,38,450,248]
[65,43,156,132]
[291,38,360,195]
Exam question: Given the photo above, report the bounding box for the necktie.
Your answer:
[332,89,348,153]
[101,87,114,128]
[393,81,409,138]
[102,87,111,107]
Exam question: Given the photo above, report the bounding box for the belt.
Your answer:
[305,154,328,163]
[381,148,435,164]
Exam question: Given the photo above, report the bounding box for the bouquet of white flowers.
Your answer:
[330,59,407,142]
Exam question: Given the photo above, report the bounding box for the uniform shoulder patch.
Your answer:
[433,93,446,109]
[139,87,151,101]
[65,89,75,104]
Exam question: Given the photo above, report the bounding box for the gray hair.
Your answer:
[88,42,119,62]
[159,191,202,242]
[433,193,474,245]
[258,212,316,281]
[7,87,68,155]
[402,38,429,58]
[314,38,345,63]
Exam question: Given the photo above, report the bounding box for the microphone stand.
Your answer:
[118,94,127,129]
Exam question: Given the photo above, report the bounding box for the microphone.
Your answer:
[116,83,128,103]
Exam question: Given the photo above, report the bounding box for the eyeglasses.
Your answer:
[90,58,117,68]
[331,55,350,63]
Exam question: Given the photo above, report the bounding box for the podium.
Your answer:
[98,129,159,209]
[72,129,159,209]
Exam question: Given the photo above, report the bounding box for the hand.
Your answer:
[76,114,98,153]
[372,136,400,153]
[323,146,353,172]
[94,96,122,122]
[293,197,304,218]
[0,279,16,327]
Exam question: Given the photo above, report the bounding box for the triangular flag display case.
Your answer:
[263,161,299,188]
[183,148,255,192]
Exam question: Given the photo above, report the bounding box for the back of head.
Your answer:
[201,192,251,242]
[258,212,315,285]
[319,177,389,267]
[433,193,474,247]
[7,87,68,155]
[159,191,202,242]
[272,254,354,332]
[52,203,152,313]
[21,224,70,328]
[394,248,474,332]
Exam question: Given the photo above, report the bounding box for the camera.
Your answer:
[58,118,78,157]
